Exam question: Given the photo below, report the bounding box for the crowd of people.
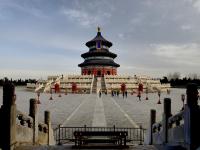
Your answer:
[98,89,128,99]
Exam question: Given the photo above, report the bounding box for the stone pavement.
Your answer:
[92,95,107,127]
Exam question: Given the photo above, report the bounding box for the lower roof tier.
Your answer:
[78,59,120,67]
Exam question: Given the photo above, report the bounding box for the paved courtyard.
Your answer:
[0,87,185,129]
[0,87,187,149]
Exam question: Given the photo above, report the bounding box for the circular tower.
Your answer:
[78,27,120,76]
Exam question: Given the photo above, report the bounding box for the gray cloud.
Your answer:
[60,0,114,28]
[0,0,200,79]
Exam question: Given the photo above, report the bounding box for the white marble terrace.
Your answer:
[28,74,170,94]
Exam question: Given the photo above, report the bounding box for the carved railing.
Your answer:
[168,111,184,128]
[152,121,162,133]
[0,81,55,150]
[16,110,49,134]
[149,83,200,150]
[16,110,33,128]
[38,123,48,133]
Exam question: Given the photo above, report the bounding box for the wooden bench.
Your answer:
[74,131,128,147]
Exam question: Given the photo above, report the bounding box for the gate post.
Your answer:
[84,125,86,131]
[184,83,200,150]
[58,124,62,145]
[139,125,143,145]
[29,98,38,145]
[163,98,171,144]
[44,111,51,145]
[149,109,156,145]
[0,81,16,150]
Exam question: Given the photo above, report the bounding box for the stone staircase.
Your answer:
[91,76,97,93]
[96,77,101,93]
[101,76,107,92]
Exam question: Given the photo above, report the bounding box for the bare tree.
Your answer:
[188,73,199,79]
[167,72,181,80]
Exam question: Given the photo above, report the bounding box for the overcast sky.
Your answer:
[0,0,200,79]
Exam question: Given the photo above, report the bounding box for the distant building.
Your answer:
[78,27,120,76]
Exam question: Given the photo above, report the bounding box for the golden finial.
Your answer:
[97,26,101,32]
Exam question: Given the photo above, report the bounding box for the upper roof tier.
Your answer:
[81,50,117,59]
[86,27,113,48]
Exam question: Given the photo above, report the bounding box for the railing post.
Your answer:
[84,125,86,131]
[113,125,115,132]
[139,125,143,145]
[0,81,16,150]
[184,83,200,150]
[29,98,38,145]
[44,110,51,145]
[58,124,61,145]
[163,98,171,144]
[149,109,156,145]
[124,132,126,146]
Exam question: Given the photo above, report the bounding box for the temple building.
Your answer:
[27,27,171,94]
[78,27,120,76]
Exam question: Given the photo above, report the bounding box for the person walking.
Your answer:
[117,91,119,97]
[137,92,141,101]
[111,90,114,97]
[125,91,128,98]
[99,90,101,98]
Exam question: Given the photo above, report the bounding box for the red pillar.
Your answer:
[94,68,97,76]
[82,69,85,75]
[102,68,105,75]
[113,69,116,75]
[92,68,94,75]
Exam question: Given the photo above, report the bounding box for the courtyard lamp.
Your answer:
[57,85,61,97]
[167,89,170,95]
[145,88,148,100]
[181,94,185,111]
[65,88,68,95]
[157,91,161,104]
[58,91,62,97]
[37,92,41,104]
[49,88,53,100]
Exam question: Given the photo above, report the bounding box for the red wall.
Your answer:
[81,67,117,76]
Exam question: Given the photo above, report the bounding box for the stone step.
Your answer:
[15,145,157,150]
[155,145,187,150]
